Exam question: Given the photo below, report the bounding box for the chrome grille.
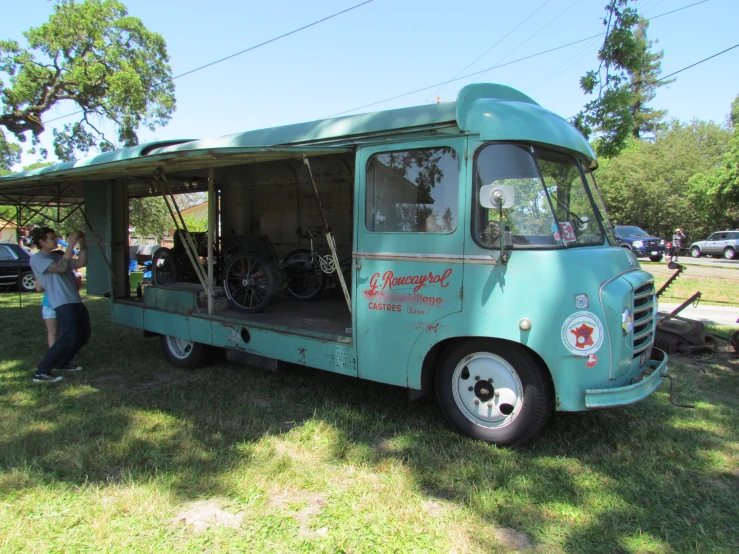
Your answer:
[643,239,662,248]
[632,282,656,357]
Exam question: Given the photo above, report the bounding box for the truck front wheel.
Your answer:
[160,334,206,369]
[435,340,552,447]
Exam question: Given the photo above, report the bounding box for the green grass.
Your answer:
[649,273,739,308]
[1,292,738,553]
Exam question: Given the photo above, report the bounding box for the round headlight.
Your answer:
[622,309,634,335]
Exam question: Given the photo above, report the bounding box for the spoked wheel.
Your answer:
[283,248,327,301]
[160,334,206,369]
[691,246,701,258]
[152,247,178,285]
[436,340,552,447]
[223,252,276,312]
[723,247,736,260]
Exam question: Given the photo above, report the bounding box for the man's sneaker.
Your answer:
[33,373,63,384]
[57,363,83,372]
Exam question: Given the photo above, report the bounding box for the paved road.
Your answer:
[658,303,738,326]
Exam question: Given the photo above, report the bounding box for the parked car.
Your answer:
[613,225,666,262]
[0,242,36,292]
[690,230,739,259]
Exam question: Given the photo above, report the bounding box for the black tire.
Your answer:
[723,247,736,260]
[649,255,663,262]
[284,248,327,301]
[435,340,552,447]
[223,252,275,312]
[18,271,36,292]
[159,334,206,369]
[691,246,701,258]
[152,247,178,285]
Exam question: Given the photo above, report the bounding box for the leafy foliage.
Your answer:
[0,0,175,167]
[573,1,671,158]
[595,119,731,241]
[687,94,739,230]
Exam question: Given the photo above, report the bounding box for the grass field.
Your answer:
[1,292,737,553]
[643,264,739,308]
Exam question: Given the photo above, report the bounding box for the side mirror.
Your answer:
[480,185,515,209]
[576,216,590,231]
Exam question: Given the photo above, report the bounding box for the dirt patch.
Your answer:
[172,498,244,533]
[493,527,536,551]
[269,488,327,538]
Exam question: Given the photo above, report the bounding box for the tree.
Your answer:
[629,19,672,139]
[0,0,175,169]
[687,94,739,232]
[595,119,731,241]
[573,1,670,157]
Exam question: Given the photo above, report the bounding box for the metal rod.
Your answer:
[657,291,702,327]
[154,172,209,294]
[301,156,351,313]
[207,168,215,315]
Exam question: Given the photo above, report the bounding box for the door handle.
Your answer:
[355,261,362,270]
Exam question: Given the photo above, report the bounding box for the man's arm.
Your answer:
[45,232,79,273]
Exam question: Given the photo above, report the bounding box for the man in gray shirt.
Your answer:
[30,227,90,383]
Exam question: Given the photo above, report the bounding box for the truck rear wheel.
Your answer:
[160,334,206,369]
[435,340,551,447]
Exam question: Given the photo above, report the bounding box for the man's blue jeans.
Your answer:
[36,303,91,375]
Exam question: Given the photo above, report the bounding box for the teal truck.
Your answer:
[0,83,667,446]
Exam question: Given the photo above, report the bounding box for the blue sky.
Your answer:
[2,0,738,168]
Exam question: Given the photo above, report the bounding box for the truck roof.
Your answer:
[0,83,595,205]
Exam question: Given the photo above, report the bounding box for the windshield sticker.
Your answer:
[559,222,576,243]
[561,311,604,355]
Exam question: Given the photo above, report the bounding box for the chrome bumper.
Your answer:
[584,348,668,408]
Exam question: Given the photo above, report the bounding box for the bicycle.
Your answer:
[152,230,277,313]
[283,227,351,301]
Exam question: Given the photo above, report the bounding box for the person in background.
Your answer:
[29,227,90,384]
[671,228,686,263]
[35,263,60,348]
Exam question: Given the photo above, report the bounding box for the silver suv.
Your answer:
[690,230,739,259]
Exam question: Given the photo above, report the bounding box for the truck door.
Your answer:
[354,138,466,387]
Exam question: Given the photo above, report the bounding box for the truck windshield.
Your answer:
[473,143,605,249]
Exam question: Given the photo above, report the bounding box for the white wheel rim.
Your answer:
[22,274,35,289]
[166,336,194,360]
[452,352,524,429]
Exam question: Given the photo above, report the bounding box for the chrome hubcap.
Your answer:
[452,353,523,429]
[166,336,194,360]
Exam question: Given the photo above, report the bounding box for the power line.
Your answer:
[431,0,554,98]
[658,43,739,81]
[43,0,375,125]
[327,34,605,117]
[525,0,711,100]
[329,1,708,117]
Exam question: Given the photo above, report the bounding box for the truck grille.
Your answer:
[632,282,656,358]
[643,239,662,248]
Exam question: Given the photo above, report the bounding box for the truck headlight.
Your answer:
[632,240,644,248]
[622,309,634,335]
[660,240,666,246]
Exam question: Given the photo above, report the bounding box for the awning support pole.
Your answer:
[154,170,210,296]
[301,156,351,314]
[207,168,215,315]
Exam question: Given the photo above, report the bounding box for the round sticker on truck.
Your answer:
[561,311,604,355]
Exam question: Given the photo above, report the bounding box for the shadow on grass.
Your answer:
[0,295,737,552]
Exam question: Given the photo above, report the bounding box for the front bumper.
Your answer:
[633,247,665,257]
[584,348,668,408]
